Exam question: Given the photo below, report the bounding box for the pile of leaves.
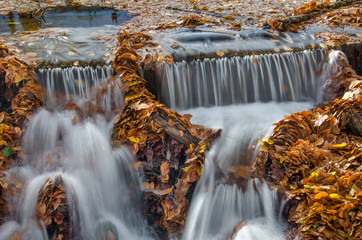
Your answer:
[294,0,332,16]
[252,53,362,239]
[36,177,73,240]
[0,44,44,223]
[112,31,220,236]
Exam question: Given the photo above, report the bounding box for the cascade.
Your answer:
[37,65,114,101]
[0,66,154,240]
[163,50,342,240]
[0,18,346,239]
[157,49,327,109]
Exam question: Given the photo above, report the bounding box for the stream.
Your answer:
[0,8,346,240]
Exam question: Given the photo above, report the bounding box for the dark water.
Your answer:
[0,9,132,34]
[0,8,132,63]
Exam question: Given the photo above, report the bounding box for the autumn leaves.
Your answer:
[112,31,220,234]
[252,53,362,239]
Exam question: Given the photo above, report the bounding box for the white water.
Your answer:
[181,102,312,240]
[158,49,326,109]
[0,66,154,239]
[176,51,343,240]
[0,49,345,240]
[37,65,114,104]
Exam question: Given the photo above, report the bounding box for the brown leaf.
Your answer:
[0,112,5,123]
[183,113,192,121]
[168,118,176,127]
[143,182,155,190]
[54,211,64,225]
[38,203,47,217]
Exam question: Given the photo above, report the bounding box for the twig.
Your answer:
[276,0,357,30]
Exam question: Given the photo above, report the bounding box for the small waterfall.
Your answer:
[37,65,114,103]
[37,65,124,120]
[0,66,154,239]
[179,50,344,239]
[184,181,284,240]
[158,49,327,109]
[181,102,311,240]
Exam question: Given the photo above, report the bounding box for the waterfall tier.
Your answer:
[158,49,327,109]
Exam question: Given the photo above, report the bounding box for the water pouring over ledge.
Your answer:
[157,49,330,109]
[159,49,343,240]
[0,27,346,239]
[0,65,155,239]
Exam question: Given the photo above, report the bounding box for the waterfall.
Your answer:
[181,102,311,240]
[0,66,154,240]
[37,65,114,102]
[0,42,346,240]
[157,49,327,109]
[179,50,344,240]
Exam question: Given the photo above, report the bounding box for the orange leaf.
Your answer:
[356,191,362,198]
[38,203,47,216]
[216,51,224,57]
[314,191,328,200]
[160,161,170,176]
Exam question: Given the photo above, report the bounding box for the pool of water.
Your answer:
[0,8,133,63]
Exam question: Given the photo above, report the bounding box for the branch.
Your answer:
[276,0,356,30]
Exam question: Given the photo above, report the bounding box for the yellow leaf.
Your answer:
[298,123,305,129]
[310,172,319,178]
[329,193,339,199]
[196,165,201,176]
[128,136,139,143]
[263,138,274,145]
[182,165,191,173]
[331,143,347,148]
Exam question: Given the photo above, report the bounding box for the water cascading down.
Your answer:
[158,49,329,109]
[0,66,155,240]
[156,48,343,240]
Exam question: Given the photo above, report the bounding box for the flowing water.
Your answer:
[0,66,154,240]
[157,50,342,240]
[180,102,311,240]
[0,28,344,239]
[157,49,327,109]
